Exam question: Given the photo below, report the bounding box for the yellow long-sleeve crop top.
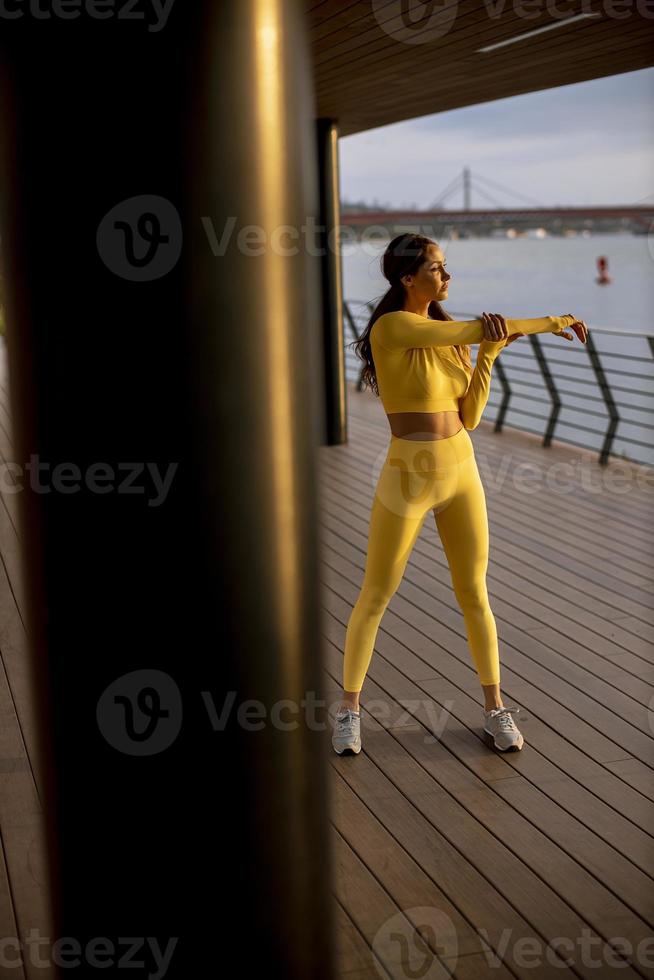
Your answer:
[370,310,576,430]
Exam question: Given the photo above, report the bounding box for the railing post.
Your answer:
[317,118,347,445]
[492,358,511,432]
[529,334,561,447]
[342,300,366,391]
[585,331,620,465]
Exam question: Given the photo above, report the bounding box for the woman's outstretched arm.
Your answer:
[458,338,507,430]
[458,311,588,429]
[373,310,577,352]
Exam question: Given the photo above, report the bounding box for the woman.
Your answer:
[332,233,588,756]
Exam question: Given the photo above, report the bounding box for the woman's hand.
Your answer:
[481,312,523,346]
[557,315,589,344]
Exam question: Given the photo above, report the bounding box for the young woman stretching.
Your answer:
[332,233,588,755]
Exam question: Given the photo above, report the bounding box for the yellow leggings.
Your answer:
[343,425,501,692]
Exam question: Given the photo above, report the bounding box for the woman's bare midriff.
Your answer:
[387,411,464,441]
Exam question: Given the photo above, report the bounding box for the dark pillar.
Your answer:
[316,118,347,446]
[0,2,333,978]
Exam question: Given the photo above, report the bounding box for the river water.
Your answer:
[343,233,653,333]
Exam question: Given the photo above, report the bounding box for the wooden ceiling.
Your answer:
[307,0,654,136]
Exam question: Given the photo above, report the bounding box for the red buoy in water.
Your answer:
[596,255,612,285]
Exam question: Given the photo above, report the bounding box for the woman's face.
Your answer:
[401,243,451,302]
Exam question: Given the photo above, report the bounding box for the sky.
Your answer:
[338,67,654,210]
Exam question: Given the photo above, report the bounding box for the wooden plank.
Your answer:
[332,898,384,978]
[603,758,654,800]
[0,643,54,980]
[612,617,654,643]
[323,573,654,846]
[0,413,21,536]
[327,692,645,978]
[332,788,561,978]
[0,565,43,801]
[0,478,27,630]
[332,826,455,979]
[331,763,489,959]
[331,779,516,979]
[0,836,27,980]
[326,649,653,948]
[0,345,55,979]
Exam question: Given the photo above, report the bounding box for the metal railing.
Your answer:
[343,299,654,467]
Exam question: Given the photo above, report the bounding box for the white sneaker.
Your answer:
[483,706,524,752]
[332,708,361,755]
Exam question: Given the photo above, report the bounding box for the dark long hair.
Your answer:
[349,233,472,398]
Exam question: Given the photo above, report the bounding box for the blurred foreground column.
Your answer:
[0,1,333,977]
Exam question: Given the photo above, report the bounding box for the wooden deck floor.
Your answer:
[321,383,654,979]
[0,342,54,980]
[0,344,652,979]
